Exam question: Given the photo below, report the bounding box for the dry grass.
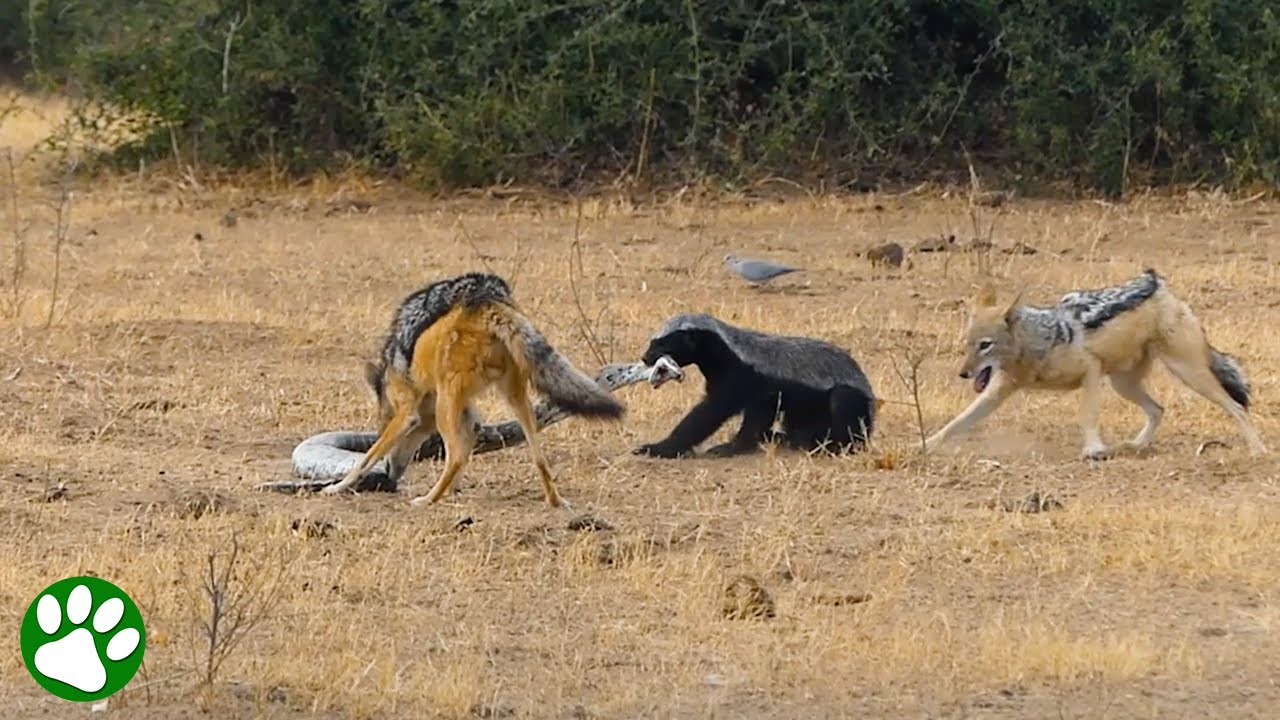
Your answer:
[2,91,1279,719]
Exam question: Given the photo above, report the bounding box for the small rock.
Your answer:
[454,516,476,532]
[173,489,229,519]
[721,575,775,620]
[973,189,1014,207]
[290,518,337,538]
[568,514,615,532]
[221,210,238,227]
[43,482,69,502]
[471,704,514,719]
[812,592,872,607]
[914,234,956,253]
[1001,491,1063,514]
[865,242,905,268]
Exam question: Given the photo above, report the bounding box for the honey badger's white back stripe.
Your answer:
[652,312,874,394]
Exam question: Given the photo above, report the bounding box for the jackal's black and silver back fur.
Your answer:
[379,272,514,373]
[367,271,623,420]
[1056,268,1162,330]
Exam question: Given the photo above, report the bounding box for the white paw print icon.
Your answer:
[32,583,142,694]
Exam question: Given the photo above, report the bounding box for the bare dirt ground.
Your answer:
[2,93,1279,719]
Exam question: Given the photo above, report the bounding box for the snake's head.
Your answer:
[647,355,684,388]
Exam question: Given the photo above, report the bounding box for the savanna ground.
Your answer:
[2,91,1278,720]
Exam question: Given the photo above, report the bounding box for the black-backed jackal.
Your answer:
[322,272,625,506]
[925,269,1267,459]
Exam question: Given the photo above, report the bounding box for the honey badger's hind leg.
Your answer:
[777,384,875,455]
[825,384,876,452]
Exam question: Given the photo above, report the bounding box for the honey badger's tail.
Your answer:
[488,304,626,419]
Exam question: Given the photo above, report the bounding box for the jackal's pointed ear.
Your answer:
[1003,290,1024,326]
[973,284,997,308]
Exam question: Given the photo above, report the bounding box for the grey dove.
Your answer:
[723,254,801,286]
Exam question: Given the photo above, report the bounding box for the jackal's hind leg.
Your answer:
[502,374,564,508]
[1108,363,1164,451]
[1160,353,1268,456]
[411,394,479,506]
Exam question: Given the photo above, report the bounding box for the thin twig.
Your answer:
[890,351,929,453]
[567,198,608,366]
[44,157,77,329]
[634,67,657,185]
[453,217,495,274]
[221,13,245,96]
[3,148,26,321]
[187,531,291,696]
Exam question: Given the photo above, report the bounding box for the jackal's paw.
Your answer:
[1120,440,1154,456]
[1081,444,1113,461]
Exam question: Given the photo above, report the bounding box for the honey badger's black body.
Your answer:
[634,313,877,458]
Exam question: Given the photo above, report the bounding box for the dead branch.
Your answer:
[890,350,929,454]
[3,148,26,321]
[44,157,77,328]
[567,197,609,365]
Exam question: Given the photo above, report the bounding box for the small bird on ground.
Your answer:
[723,254,801,287]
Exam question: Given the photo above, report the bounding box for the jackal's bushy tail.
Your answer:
[1209,348,1251,409]
[491,306,626,419]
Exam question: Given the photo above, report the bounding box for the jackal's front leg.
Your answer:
[924,375,1014,452]
[323,412,422,494]
[1078,361,1110,460]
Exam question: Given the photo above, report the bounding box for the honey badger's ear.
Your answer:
[363,361,384,398]
[973,284,997,308]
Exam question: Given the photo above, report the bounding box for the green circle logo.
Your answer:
[20,576,146,702]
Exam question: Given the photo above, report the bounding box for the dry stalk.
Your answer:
[185,531,292,704]
[890,349,929,454]
[44,157,77,329]
[451,217,491,273]
[567,198,609,365]
[3,148,27,321]
[633,67,658,186]
[962,145,1003,277]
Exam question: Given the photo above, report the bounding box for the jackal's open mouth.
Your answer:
[974,366,993,393]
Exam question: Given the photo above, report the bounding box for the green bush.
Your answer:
[9,0,1278,194]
